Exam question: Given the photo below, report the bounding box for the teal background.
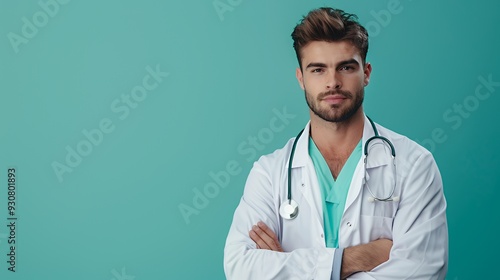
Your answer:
[0,0,498,279]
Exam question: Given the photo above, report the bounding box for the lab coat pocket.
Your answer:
[361,166,399,218]
[358,215,393,241]
[360,197,398,218]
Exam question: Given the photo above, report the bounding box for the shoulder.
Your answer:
[374,123,445,201]
[252,137,295,173]
[240,137,296,197]
[374,122,436,167]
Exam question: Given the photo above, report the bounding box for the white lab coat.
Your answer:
[224,116,448,279]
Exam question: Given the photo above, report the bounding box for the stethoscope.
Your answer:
[279,117,399,220]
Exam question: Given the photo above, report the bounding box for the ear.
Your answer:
[363,62,372,86]
[296,67,305,90]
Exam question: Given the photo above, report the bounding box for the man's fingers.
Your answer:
[248,230,268,249]
[248,222,283,252]
[249,229,270,250]
[257,222,283,251]
[252,225,277,250]
[257,222,279,241]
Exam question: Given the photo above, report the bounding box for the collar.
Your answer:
[290,115,388,168]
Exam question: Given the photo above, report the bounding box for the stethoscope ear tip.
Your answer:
[392,196,400,202]
[367,197,375,203]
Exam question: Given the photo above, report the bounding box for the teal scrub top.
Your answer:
[308,137,362,248]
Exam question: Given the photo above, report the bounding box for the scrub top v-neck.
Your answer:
[308,137,362,248]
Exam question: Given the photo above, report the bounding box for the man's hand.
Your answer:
[249,221,283,252]
[341,239,393,279]
[249,222,392,279]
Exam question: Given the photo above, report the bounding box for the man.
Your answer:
[224,7,448,280]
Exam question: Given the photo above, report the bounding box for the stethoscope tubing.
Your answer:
[282,117,398,219]
[287,128,304,202]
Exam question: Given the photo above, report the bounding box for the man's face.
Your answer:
[296,41,372,123]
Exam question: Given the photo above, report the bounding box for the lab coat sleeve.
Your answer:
[349,151,448,280]
[224,160,336,280]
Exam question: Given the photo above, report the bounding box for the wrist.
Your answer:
[341,246,363,278]
[341,239,392,279]
[341,244,370,279]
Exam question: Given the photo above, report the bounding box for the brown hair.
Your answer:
[291,7,369,69]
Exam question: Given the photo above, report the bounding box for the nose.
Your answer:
[326,72,342,90]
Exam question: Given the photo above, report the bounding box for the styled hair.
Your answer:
[291,7,369,69]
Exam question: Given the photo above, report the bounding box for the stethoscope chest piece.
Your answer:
[279,199,299,220]
[279,117,398,220]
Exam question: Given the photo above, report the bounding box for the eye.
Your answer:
[339,65,355,71]
[311,68,324,73]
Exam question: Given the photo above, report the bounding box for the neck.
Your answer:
[309,108,364,158]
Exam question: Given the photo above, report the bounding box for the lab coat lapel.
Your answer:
[344,115,381,212]
[289,122,324,228]
[289,117,391,228]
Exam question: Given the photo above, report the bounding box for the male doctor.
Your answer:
[224,7,448,280]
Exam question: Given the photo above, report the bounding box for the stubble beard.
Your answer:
[305,88,364,123]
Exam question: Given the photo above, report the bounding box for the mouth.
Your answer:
[322,94,348,104]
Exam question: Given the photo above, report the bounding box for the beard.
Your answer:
[305,87,364,123]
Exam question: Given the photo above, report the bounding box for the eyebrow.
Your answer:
[305,59,360,69]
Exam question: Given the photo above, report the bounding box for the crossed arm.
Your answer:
[225,151,447,279]
[249,221,392,279]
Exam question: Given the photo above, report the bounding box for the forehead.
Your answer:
[300,41,362,65]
